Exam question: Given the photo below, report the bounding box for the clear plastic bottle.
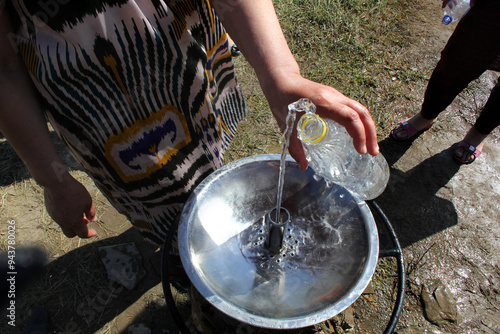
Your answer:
[442,0,470,25]
[293,98,390,201]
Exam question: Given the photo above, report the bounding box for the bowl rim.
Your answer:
[178,154,380,329]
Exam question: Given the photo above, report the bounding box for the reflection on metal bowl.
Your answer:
[178,154,379,329]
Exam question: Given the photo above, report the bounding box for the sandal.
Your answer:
[453,141,481,165]
[390,120,433,141]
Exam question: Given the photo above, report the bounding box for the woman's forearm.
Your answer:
[211,0,300,91]
[0,13,69,188]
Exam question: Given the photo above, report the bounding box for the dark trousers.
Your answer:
[421,0,500,135]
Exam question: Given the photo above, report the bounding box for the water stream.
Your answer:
[275,99,316,223]
[275,107,297,223]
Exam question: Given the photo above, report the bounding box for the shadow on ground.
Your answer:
[376,136,461,248]
[0,228,176,333]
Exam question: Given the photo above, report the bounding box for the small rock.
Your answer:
[328,307,356,333]
[362,281,375,294]
[98,242,146,290]
[343,307,356,333]
[421,280,460,327]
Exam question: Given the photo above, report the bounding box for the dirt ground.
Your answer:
[1,1,500,333]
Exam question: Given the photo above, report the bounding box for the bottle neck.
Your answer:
[298,114,327,143]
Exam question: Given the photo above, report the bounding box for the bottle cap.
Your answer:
[442,15,452,25]
[300,115,327,143]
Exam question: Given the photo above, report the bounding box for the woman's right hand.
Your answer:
[43,173,98,238]
[261,70,379,172]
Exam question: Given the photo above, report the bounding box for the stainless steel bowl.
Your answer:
[178,154,379,329]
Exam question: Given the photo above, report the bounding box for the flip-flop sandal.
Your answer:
[390,120,433,141]
[453,141,481,164]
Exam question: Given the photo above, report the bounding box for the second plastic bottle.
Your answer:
[442,0,470,25]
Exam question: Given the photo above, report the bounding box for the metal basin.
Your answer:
[178,154,379,329]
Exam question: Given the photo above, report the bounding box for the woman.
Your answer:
[0,0,379,245]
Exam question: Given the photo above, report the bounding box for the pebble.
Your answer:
[421,279,460,327]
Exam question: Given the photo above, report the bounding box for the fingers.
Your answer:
[288,135,308,171]
[63,227,96,238]
[86,202,98,223]
[81,218,98,238]
[265,75,380,168]
[313,91,379,156]
[340,99,379,156]
[43,177,98,240]
[287,96,379,171]
[68,208,98,238]
[60,216,97,238]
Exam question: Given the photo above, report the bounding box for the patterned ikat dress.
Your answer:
[6,0,247,245]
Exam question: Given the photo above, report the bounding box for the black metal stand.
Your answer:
[367,200,406,334]
[161,220,192,334]
[162,200,405,334]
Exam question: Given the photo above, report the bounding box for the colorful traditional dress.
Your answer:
[5,0,247,245]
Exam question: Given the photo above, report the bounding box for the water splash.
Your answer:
[288,98,317,114]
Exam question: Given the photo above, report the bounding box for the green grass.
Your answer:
[226,0,431,163]
[277,0,419,98]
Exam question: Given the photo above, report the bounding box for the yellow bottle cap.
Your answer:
[301,116,327,143]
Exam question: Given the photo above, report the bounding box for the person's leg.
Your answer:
[422,0,500,117]
[474,80,500,137]
[454,80,500,163]
[392,0,500,140]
